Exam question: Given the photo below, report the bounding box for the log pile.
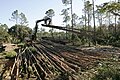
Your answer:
[0,40,111,80]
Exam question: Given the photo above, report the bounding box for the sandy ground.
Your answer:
[3,43,18,52]
[81,46,120,55]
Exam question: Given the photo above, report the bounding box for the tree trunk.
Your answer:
[114,0,117,34]
[88,11,91,47]
[70,0,74,45]
[92,0,96,46]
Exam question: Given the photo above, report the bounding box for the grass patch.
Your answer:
[5,51,17,59]
[17,43,25,48]
[92,62,120,80]
[28,47,36,53]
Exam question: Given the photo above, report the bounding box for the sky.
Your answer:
[0,0,113,30]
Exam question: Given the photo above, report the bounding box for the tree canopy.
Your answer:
[100,2,120,16]
[10,10,28,26]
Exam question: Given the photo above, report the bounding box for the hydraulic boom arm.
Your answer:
[33,17,52,40]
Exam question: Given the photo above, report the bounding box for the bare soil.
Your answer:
[3,43,18,52]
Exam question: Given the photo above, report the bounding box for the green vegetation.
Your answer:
[17,43,26,48]
[5,51,17,59]
[0,1,120,79]
[8,24,32,43]
[0,24,11,43]
[28,47,36,53]
[93,68,120,80]
[0,1,120,46]
[92,62,120,80]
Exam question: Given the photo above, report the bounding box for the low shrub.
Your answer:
[92,64,120,80]
[5,51,17,59]
[28,47,36,53]
[17,43,25,48]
